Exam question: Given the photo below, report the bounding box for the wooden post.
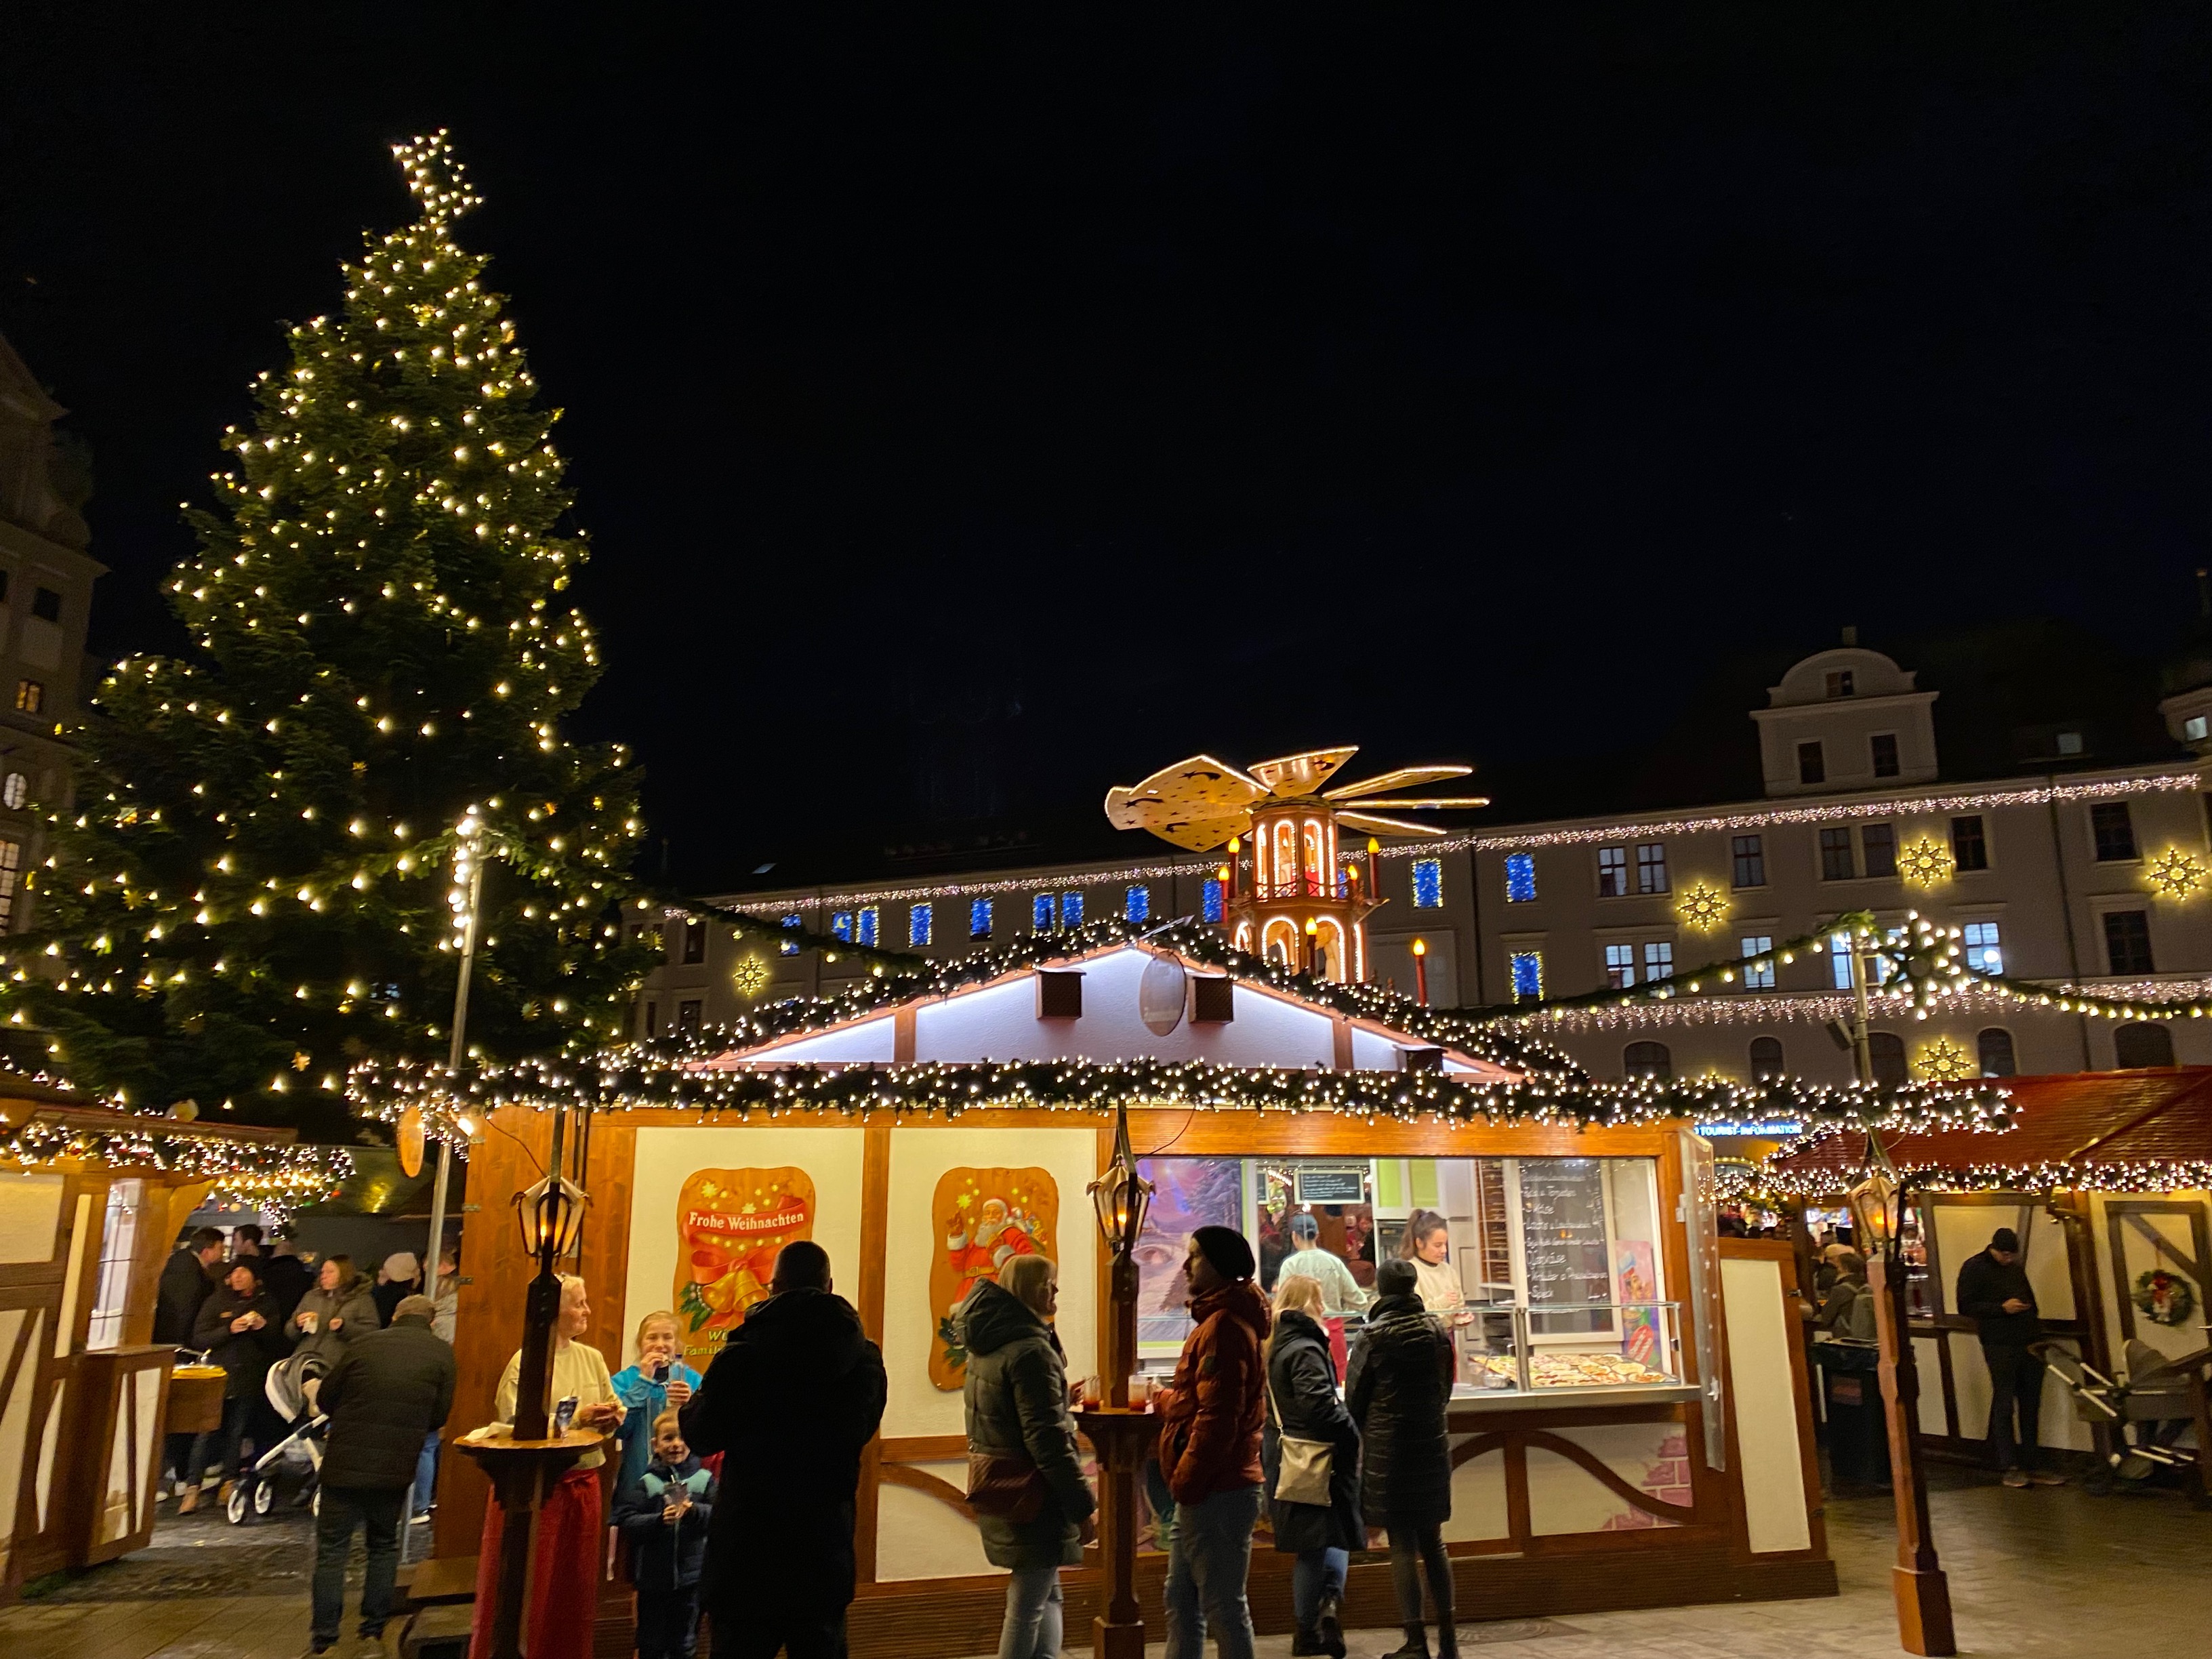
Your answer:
[1868,1232,1957,1655]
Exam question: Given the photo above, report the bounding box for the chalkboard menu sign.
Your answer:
[1519,1159,1611,1326]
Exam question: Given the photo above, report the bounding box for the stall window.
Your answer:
[1740,936,1774,989]
[2114,1022,2174,1069]
[1202,878,1224,923]
[970,899,994,940]
[1868,1031,1908,1086]
[1623,1041,1672,1080]
[1951,815,1988,871]
[1603,943,1635,988]
[1748,1036,1784,1080]
[1509,951,1543,1003]
[1977,1027,2016,1078]
[909,903,933,947]
[1597,846,1627,897]
[85,1179,144,1351]
[1503,854,1536,903]
[1412,858,1443,909]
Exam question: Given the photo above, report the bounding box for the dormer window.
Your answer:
[1825,670,1855,698]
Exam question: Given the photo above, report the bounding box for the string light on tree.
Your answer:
[1896,837,1956,888]
[1675,883,1729,933]
[2144,848,2207,903]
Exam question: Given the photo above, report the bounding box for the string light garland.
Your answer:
[0,1111,352,1221]
[1896,837,1956,888]
[1675,883,1729,933]
[2144,847,2207,903]
[1760,1152,2212,1198]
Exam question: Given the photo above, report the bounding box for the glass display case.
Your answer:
[1450,1300,1685,1396]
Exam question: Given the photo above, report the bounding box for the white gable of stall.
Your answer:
[700,943,1512,1076]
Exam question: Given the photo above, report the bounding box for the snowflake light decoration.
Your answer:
[2145,848,2207,903]
[1675,882,1729,933]
[731,956,770,998]
[1897,837,1956,888]
[1917,1035,1973,1083]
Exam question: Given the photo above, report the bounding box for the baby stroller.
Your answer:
[2034,1338,2210,1499]
[227,1349,329,1523]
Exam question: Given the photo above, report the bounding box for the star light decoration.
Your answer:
[1916,1036,1973,1083]
[1896,837,1956,888]
[1675,883,1729,933]
[2144,848,2207,903]
[731,956,769,998]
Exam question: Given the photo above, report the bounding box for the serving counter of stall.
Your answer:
[428,943,1833,1655]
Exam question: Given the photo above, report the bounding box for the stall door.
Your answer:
[0,1173,83,1595]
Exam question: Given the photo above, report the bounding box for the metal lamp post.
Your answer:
[423,808,488,1300]
[1080,1101,1158,1659]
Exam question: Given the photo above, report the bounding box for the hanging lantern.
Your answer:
[1088,1102,1154,1258]
[513,1170,588,1263]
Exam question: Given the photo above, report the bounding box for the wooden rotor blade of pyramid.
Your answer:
[1330,796,1490,811]
[1103,754,1269,846]
[1334,810,1453,839]
[1320,765,1474,801]
[1246,746,1359,798]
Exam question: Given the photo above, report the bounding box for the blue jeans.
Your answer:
[997,1565,1062,1659]
[412,1429,439,1516]
[1292,1546,1348,1629]
[312,1484,404,1644]
[1164,1483,1261,1659]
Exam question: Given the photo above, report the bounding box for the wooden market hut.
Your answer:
[0,1084,346,1601]
[1765,1067,2212,1480]
[426,937,1837,1656]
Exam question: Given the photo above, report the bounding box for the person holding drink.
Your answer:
[611,1309,705,1500]
[290,1253,378,1378]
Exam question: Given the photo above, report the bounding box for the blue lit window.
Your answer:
[1963,920,2002,975]
[1740,936,1775,990]
[1061,891,1084,928]
[1412,858,1443,909]
[1202,878,1224,923]
[1334,867,1349,899]
[909,903,933,947]
[779,914,802,956]
[831,912,854,942]
[1125,885,1149,924]
[857,907,879,947]
[1504,853,1536,903]
[1033,893,1056,932]
[1509,951,1543,1002]
[971,899,994,940]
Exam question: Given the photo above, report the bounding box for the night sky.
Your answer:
[5,9,2209,888]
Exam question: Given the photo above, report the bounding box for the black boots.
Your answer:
[1290,1629,1327,1657]
[1315,1593,1347,1658]
[1381,1624,1458,1659]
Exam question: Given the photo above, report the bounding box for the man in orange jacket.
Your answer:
[1154,1225,1271,1659]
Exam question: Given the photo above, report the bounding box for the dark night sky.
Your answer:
[5,7,2210,888]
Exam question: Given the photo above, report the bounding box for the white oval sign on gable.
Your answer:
[1137,955,1187,1036]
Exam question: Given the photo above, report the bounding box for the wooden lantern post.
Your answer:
[1078,1101,1159,1659]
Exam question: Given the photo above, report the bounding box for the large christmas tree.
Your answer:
[8,133,651,1130]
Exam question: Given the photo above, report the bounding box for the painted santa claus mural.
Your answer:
[928,1167,1059,1390]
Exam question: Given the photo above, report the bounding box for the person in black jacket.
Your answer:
[190,1258,285,1507]
[1348,1258,1458,1659]
[1263,1275,1361,1659]
[308,1293,455,1652]
[258,1230,312,1322]
[615,1408,716,1659]
[1954,1227,2061,1488]
[679,1240,886,1659]
[155,1227,226,1509]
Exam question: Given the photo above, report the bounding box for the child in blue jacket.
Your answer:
[615,1409,716,1659]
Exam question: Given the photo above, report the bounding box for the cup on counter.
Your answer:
[1079,1374,1104,1409]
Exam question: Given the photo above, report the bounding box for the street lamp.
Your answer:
[1849,1146,1955,1657]
[1087,1102,1155,1403]
[1081,1101,1158,1659]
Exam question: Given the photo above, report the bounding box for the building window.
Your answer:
[643,1001,658,1039]
[857,907,880,947]
[14,680,41,715]
[1061,891,1084,929]
[1623,1040,1672,1080]
[2090,802,2138,861]
[1951,815,1988,872]
[1033,894,1057,933]
[1819,827,1856,881]
[1977,1027,2017,1078]
[1635,842,1668,894]
[1202,878,1224,924]
[1862,823,1898,878]
[1643,941,1673,983]
[676,999,703,1035]
[1870,732,1900,777]
[1963,920,2002,975]
[1797,740,1825,785]
[1124,885,1149,924]
[2102,909,2154,975]
[682,918,707,964]
[1740,936,1774,989]
[1597,846,1627,898]
[1503,853,1537,903]
[1868,1031,1908,1087]
[909,903,933,947]
[1412,858,1443,909]
[970,899,994,940]
[1830,932,1856,989]
[2189,715,2210,742]
[831,912,854,943]
[1824,670,1855,699]
[0,773,24,811]
[30,586,60,623]
[0,838,20,933]
[1748,1036,1784,1080]
[1731,834,1765,888]
[1509,951,1543,1002]
[1604,943,1636,989]
[2056,730,2085,756]
[779,914,801,956]
[2114,1022,2175,1069]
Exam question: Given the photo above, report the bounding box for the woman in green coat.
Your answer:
[961,1255,1097,1659]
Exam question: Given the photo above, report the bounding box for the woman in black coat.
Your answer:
[190,1258,286,1502]
[1347,1258,1457,1659]
[1262,1274,1361,1659]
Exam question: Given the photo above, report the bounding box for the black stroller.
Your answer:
[2036,1338,2211,1501]
[226,1348,329,1523]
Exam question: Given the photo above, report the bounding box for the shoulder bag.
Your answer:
[966,1446,1048,1522]
[1267,1359,1336,1507]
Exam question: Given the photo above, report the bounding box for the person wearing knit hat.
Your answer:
[1955,1227,2059,1488]
[1155,1226,1270,1659]
[373,1251,422,1328]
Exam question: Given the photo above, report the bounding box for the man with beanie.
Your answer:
[1955,1228,2060,1488]
[1155,1225,1270,1659]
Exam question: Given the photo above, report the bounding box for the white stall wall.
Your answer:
[1719,1254,1812,1554]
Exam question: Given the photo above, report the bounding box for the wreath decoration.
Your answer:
[2131,1269,2196,1328]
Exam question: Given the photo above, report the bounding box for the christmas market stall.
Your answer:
[1765,1067,2212,1496]
[0,1084,349,1600]
[385,925,2009,1658]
